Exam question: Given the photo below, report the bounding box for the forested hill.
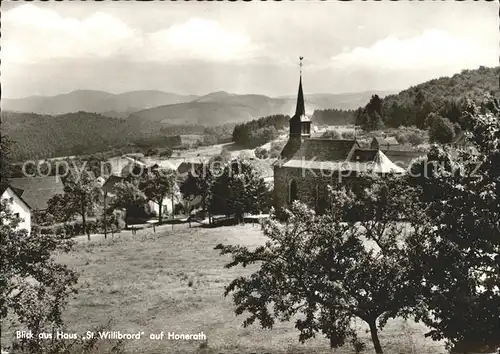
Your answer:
[2,111,232,161]
[355,66,500,130]
[2,111,138,161]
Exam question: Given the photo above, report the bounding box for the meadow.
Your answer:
[53,224,447,354]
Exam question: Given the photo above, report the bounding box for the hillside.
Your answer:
[2,90,199,117]
[1,111,140,161]
[370,66,500,128]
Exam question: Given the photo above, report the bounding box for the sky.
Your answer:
[1,1,498,98]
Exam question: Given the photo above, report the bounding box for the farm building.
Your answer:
[1,185,32,233]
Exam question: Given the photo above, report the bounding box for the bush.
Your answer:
[145,148,159,156]
[321,130,342,139]
[342,131,356,140]
[159,149,173,157]
[254,147,269,159]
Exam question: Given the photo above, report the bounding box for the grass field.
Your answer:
[56,225,446,354]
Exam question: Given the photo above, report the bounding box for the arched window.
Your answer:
[289,179,298,204]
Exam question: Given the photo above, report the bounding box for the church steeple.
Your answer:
[295,57,306,117]
[289,56,311,139]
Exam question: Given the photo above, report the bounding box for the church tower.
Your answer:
[280,57,311,159]
[289,57,311,140]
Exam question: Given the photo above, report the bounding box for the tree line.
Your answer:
[354,66,499,144]
[232,114,290,148]
[311,108,355,125]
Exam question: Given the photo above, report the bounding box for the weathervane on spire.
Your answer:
[299,56,304,76]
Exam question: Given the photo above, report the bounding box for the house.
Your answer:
[8,176,65,212]
[1,185,32,233]
[274,63,406,215]
[370,136,400,150]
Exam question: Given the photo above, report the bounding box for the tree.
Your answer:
[427,113,455,144]
[139,169,176,224]
[210,159,270,222]
[216,177,422,353]
[1,199,77,353]
[0,133,13,186]
[407,99,500,351]
[48,167,100,240]
[111,181,147,228]
[180,163,214,220]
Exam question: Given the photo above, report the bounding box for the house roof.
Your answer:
[1,185,32,210]
[384,150,428,168]
[8,176,64,211]
[372,136,399,146]
[101,174,125,195]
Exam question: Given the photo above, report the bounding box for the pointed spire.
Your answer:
[294,56,305,117]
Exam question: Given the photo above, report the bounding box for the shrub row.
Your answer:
[36,217,123,238]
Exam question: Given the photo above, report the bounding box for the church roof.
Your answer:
[282,148,406,174]
[288,139,359,161]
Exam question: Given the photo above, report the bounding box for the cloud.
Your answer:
[330,29,498,72]
[2,5,260,64]
[2,4,140,63]
[145,18,261,62]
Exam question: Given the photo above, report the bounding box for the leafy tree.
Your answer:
[180,163,214,220]
[210,159,270,222]
[111,181,147,228]
[47,168,100,240]
[0,133,13,186]
[216,177,422,353]
[427,113,455,144]
[0,199,77,353]
[407,99,500,351]
[139,168,176,223]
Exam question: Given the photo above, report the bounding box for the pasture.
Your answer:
[56,225,446,354]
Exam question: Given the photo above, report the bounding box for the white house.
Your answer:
[1,186,32,234]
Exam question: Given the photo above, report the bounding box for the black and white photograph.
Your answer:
[0,1,499,353]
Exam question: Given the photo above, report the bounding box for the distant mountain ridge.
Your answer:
[127,90,398,127]
[2,90,199,117]
[2,89,396,122]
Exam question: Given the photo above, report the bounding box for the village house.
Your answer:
[8,176,65,213]
[370,136,400,150]
[274,65,409,214]
[1,185,32,233]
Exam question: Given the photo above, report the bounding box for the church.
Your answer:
[274,61,407,214]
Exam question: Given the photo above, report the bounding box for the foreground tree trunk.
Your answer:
[158,201,163,224]
[368,319,383,354]
[81,203,90,241]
